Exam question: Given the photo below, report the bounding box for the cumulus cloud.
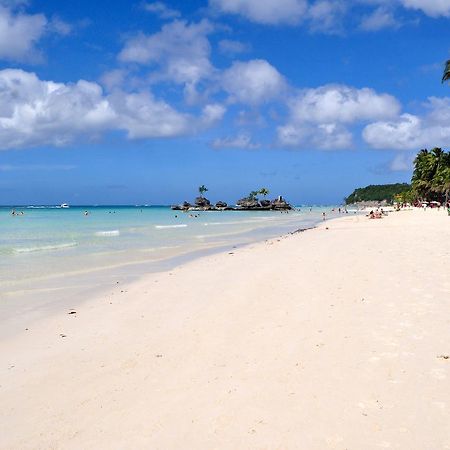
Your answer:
[221,59,286,105]
[0,5,47,62]
[0,3,72,63]
[277,122,353,149]
[288,85,400,124]
[211,133,260,149]
[209,0,308,25]
[119,20,214,88]
[278,84,400,149]
[363,97,450,150]
[201,103,227,125]
[0,69,220,150]
[142,2,181,19]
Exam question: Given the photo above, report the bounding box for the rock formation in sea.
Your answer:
[171,195,292,211]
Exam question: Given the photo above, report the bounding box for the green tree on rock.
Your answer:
[198,185,208,198]
[259,188,269,198]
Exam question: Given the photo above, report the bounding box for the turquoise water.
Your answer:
[0,205,335,295]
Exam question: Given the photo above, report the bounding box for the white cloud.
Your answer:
[278,84,400,149]
[48,16,73,36]
[399,0,450,17]
[119,20,214,88]
[363,97,450,150]
[201,103,227,125]
[209,0,308,25]
[142,2,181,19]
[277,122,353,149]
[108,90,190,139]
[218,39,249,55]
[288,84,400,124]
[307,1,347,34]
[0,69,222,150]
[221,59,286,105]
[211,133,260,149]
[0,5,47,62]
[100,69,127,91]
[389,152,415,171]
[360,6,398,30]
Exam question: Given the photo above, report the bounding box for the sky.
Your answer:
[0,0,449,205]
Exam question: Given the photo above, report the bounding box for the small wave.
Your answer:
[13,242,77,253]
[95,230,120,237]
[155,224,187,229]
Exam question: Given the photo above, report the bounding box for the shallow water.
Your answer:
[0,205,337,297]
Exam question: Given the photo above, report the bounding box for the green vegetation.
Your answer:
[198,185,208,198]
[259,188,269,198]
[442,60,450,83]
[411,148,450,203]
[346,147,450,205]
[345,183,411,204]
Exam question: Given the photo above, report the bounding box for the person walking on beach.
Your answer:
[322,212,326,221]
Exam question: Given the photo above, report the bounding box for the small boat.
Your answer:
[60,203,70,208]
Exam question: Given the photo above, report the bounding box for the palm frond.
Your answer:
[442,60,450,83]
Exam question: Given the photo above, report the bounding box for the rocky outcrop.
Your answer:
[171,201,191,210]
[195,197,211,207]
[271,196,292,210]
[171,195,292,211]
[236,197,260,209]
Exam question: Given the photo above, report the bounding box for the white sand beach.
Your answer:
[1,209,449,450]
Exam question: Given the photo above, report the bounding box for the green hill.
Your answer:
[345,183,411,204]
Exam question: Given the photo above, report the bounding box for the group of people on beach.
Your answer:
[368,208,387,219]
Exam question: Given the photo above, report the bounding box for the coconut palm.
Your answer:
[198,185,208,198]
[433,151,450,203]
[412,148,450,202]
[259,188,269,198]
[249,190,259,200]
[442,60,450,83]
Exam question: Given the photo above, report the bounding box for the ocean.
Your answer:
[0,205,338,315]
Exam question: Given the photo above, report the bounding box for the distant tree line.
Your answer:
[345,148,450,205]
[345,183,411,204]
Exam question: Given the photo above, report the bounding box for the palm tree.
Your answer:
[198,185,208,198]
[412,148,450,203]
[412,149,437,200]
[442,60,450,83]
[259,188,269,198]
[433,151,450,203]
[249,190,259,200]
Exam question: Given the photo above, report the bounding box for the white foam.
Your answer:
[155,224,187,229]
[14,242,77,253]
[95,230,120,237]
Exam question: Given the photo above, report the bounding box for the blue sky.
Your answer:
[0,0,450,205]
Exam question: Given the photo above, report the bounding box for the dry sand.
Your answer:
[1,209,449,449]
